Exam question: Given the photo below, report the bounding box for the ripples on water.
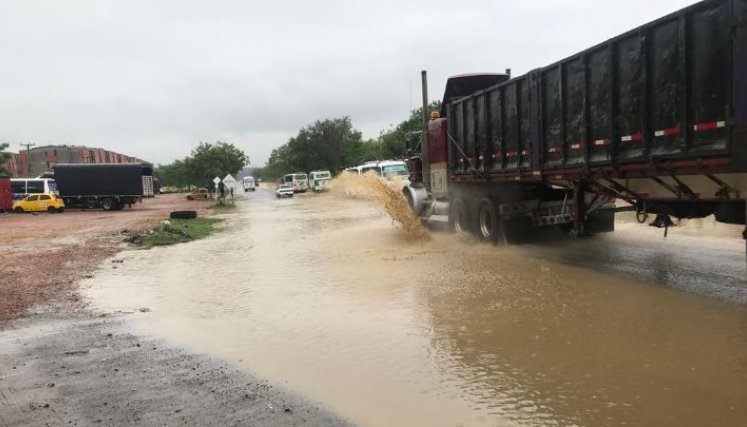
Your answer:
[85,189,747,426]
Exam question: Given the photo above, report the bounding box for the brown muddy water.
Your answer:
[84,186,747,426]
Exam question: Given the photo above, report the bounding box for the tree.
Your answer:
[377,101,441,160]
[185,142,249,187]
[263,117,365,179]
[154,159,190,188]
[0,143,11,175]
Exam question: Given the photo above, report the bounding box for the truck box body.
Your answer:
[447,0,747,182]
[54,163,153,197]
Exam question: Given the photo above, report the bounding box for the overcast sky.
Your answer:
[0,0,699,166]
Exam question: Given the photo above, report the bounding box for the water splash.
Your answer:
[329,171,428,239]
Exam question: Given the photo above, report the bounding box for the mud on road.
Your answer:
[0,194,213,321]
[0,316,350,426]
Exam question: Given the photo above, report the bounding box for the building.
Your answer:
[2,145,146,177]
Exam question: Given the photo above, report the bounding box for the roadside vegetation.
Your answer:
[141,217,224,248]
[0,142,11,175]
[252,102,440,181]
[155,141,249,189]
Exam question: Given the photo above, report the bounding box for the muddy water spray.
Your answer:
[329,171,428,239]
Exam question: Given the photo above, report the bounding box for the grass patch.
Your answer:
[210,201,237,210]
[142,217,224,248]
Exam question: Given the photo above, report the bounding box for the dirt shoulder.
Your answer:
[0,194,214,321]
[0,316,350,426]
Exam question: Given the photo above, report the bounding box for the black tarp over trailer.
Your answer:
[54,163,154,197]
[447,0,747,178]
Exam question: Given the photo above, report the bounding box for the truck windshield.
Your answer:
[48,180,57,192]
[294,174,307,180]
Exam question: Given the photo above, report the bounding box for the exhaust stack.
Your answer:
[421,70,430,189]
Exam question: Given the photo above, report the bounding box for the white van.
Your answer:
[10,178,58,200]
[242,176,256,192]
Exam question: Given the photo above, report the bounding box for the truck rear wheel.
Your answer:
[449,198,470,234]
[101,198,114,211]
[477,198,503,243]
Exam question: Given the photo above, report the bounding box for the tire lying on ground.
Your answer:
[170,210,198,219]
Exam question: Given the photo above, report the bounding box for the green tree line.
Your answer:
[0,143,11,175]
[255,102,440,181]
[155,141,249,188]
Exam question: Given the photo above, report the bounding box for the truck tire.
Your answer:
[101,198,114,211]
[170,210,197,219]
[477,198,503,243]
[449,198,470,234]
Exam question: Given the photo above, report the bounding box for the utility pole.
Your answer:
[20,143,35,177]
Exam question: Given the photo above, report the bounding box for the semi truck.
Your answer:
[53,163,154,210]
[405,0,747,250]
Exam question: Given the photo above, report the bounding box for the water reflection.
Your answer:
[85,190,747,426]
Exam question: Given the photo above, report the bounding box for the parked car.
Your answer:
[186,188,211,200]
[275,183,294,198]
[13,193,65,213]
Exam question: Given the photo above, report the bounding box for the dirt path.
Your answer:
[0,194,213,321]
[0,316,350,426]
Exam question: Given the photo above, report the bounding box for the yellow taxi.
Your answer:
[186,188,211,200]
[13,193,65,213]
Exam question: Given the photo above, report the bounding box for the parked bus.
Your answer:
[282,173,309,193]
[10,178,58,200]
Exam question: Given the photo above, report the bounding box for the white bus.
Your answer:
[349,160,410,181]
[282,173,309,193]
[10,178,58,200]
[309,170,332,192]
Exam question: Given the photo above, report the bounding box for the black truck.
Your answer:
[405,0,747,250]
[54,163,155,210]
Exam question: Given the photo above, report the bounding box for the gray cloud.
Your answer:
[0,0,698,165]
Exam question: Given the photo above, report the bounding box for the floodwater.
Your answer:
[85,186,747,426]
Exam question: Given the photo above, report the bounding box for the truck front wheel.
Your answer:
[449,199,470,234]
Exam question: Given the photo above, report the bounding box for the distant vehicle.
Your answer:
[242,176,256,192]
[347,160,410,181]
[309,170,332,192]
[54,163,154,211]
[275,183,294,198]
[10,178,58,200]
[186,188,211,200]
[282,173,309,193]
[0,176,12,212]
[12,193,65,213]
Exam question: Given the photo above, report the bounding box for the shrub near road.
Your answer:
[141,217,223,248]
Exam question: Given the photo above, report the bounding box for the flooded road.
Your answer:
[85,187,747,426]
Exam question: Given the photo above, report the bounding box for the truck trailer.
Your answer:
[405,0,747,251]
[54,163,154,210]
